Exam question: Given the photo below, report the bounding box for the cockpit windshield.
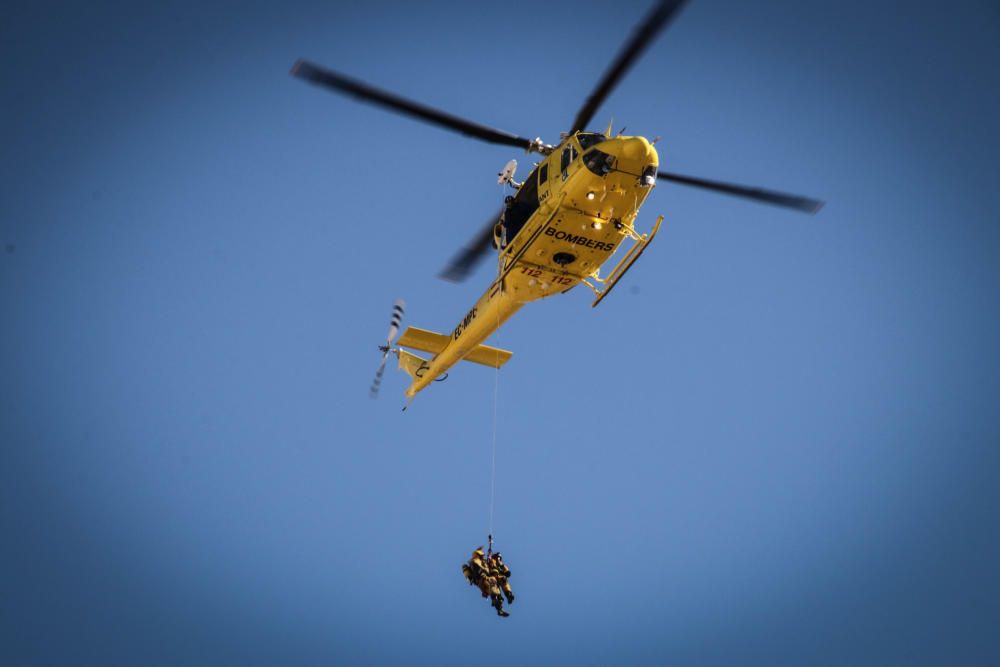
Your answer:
[577,132,606,150]
[583,149,614,176]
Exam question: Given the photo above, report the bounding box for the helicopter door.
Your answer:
[503,168,540,243]
[560,144,577,181]
[537,162,551,205]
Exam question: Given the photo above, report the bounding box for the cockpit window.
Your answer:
[577,132,606,150]
[583,149,614,176]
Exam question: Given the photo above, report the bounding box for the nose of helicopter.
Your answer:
[601,135,657,166]
[621,136,654,162]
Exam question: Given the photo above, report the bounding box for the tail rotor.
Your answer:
[370,299,405,398]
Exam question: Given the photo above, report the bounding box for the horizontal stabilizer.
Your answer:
[397,326,512,369]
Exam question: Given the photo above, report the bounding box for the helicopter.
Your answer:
[291,0,824,403]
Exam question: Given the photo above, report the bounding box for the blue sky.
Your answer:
[2,1,999,665]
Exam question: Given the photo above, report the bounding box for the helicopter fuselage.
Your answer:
[404,131,660,398]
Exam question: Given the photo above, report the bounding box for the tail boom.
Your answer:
[403,285,522,398]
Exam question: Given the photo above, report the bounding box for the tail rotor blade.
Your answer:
[371,298,405,399]
[369,353,388,398]
[386,299,405,344]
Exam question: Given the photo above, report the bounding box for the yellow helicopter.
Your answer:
[291,0,824,403]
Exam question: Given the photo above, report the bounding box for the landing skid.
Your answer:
[583,214,664,307]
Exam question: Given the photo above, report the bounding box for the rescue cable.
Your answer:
[489,339,499,539]
[488,183,505,546]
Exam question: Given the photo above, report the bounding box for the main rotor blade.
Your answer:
[656,171,824,213]
[292,60,536,151]
[439,210,502,283]
[569,0,688,135]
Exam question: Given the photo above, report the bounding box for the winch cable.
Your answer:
[488,183,506,544]
[488,351,499,542]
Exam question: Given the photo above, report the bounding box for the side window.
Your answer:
[538,163,548,184]
[561,146,577,180]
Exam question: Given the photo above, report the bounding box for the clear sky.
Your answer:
[2,1,999,665]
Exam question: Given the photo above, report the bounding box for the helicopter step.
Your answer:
[397,326,512,369]
[584,214,664,308]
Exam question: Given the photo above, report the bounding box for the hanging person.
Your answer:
[492,552,514,605]
[485,555,510,618]
[460,544,511,617]
[462,547,490,598]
